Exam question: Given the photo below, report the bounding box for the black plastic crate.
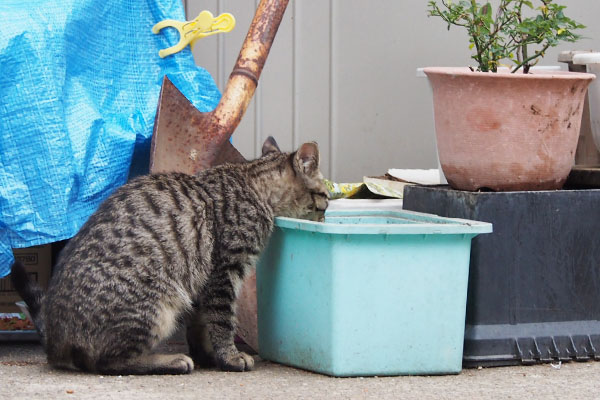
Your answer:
[403,185,600,367]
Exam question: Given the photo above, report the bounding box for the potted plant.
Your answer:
[425,0,595,191]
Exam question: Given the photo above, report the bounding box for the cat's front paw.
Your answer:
[217,351,254,372]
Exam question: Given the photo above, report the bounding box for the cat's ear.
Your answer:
[262,136,281,156]
[294,142,320,175]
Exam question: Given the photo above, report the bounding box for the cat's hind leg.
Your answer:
[95,353,194,375]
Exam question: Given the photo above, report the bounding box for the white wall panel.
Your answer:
[186,0,600,182]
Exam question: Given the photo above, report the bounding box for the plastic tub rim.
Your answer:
[276,209,493,235]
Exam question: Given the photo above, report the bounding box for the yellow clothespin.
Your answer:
[152,10,235,58]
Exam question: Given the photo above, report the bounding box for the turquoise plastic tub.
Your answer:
[256,209,492,377]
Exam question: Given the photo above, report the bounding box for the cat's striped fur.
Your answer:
[11,137,328,375]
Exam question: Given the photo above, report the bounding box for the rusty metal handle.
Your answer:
[210,0,290,147]
[231,0,290,83]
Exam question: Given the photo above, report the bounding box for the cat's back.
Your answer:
[44,172,218,316]
[46,164,270,296]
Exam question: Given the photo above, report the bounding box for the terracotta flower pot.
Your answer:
[424,67,595,191]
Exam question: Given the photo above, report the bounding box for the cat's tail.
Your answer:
[10,260,46,337]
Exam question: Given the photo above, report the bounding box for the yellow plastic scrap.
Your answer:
[324,178,405,199]
[152,10,235,58]
[323,179,364,200]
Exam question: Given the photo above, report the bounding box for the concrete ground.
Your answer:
[2,341,600,399]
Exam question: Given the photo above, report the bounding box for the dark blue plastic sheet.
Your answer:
[0,0,222,276]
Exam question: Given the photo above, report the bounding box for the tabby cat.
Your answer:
[11,137,328,375]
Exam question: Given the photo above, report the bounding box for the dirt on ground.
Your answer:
[1,342,599,400]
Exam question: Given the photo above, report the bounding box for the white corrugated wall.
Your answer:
[184,0,600,182]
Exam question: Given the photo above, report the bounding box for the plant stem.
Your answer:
[469,0,486,71]
[511,43,550,73]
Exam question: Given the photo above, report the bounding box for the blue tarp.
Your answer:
[0,0,222,277]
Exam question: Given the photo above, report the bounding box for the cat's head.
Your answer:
[259,136,329,219]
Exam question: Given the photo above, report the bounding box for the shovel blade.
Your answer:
[149,76,246,175]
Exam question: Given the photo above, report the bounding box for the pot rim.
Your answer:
[423,66,595,81]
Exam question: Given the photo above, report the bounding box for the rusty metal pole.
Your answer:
[197,0,290,171]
